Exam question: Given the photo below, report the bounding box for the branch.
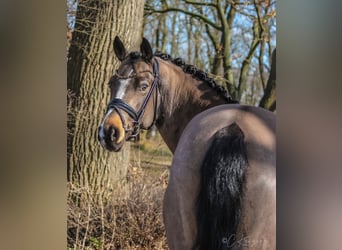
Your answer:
[183,0,216,7]
[205,24,218,50]
[258,41,266,90]
[254,0,265,35]
[148,7,222,30]
[226,4,236,28]
[230,4,255,19]
[254,0,266,90]
[217,0,228,29]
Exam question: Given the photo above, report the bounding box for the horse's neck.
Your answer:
[156,58,227,153]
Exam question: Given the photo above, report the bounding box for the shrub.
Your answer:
[67,167,169,250]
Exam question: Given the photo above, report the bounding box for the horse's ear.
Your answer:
[113,36,127,61]
[140,37,153,61]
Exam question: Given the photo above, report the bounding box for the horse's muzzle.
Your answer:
[98,125,124,152]
[98,111,126,152]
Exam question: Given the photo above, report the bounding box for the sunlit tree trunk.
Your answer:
[67,0,144,199]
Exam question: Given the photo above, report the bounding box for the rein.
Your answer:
[106,58,160,140]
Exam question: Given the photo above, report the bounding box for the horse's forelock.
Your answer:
[129,51,141,60]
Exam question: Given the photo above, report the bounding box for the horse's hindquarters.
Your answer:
[164,105,276,250]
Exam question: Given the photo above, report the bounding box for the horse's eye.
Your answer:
[139,82,149,92]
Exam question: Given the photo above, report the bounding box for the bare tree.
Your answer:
[144,0,276,108]
[67,0,145,199]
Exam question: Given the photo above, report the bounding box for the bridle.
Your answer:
[106,58,160,141]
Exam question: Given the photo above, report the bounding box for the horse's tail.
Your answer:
[193,123,248,250]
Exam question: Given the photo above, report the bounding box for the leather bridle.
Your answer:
[106,58,160,141]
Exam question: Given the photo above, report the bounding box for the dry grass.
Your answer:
[67,136,171,250]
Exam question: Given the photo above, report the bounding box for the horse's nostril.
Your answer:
[109,126,117,142]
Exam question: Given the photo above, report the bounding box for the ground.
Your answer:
[130,131,172,180]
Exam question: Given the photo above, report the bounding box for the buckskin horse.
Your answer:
[98,36,276,250]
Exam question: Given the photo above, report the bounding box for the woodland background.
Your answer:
[67,0,276,249]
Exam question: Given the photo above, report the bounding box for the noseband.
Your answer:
[106,58,160,140]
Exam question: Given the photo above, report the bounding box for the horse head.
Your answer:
[98,36,160,151]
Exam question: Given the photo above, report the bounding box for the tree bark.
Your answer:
[67,0,144,199]
[259,48,276,111]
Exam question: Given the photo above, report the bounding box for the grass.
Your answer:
[130,132,171,179]
[67,132,172,250]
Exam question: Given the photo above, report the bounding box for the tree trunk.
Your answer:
[259,48,276,111]
[220,5,236,99]
[67,0,145,200]
[170,11,178,55]
[237,20,260,100]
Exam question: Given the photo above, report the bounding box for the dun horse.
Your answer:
[98,36,276,250]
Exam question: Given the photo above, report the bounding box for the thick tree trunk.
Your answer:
[259,48,276,111]
[67,0,144,199]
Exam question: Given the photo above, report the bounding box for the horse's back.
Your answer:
[164,104,276,249]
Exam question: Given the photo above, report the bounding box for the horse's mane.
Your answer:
[154,51,238,104]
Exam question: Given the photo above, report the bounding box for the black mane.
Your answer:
[154,51,238,104]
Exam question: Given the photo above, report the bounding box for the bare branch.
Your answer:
[183,0,216,7]
[148,7,222,30]
[216,0,227,29]
[258,41,266,90]
[254,0,265,34]
[230,3,255,19]
[205,24,218,50]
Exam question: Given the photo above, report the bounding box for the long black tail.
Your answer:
[193,123,248,250]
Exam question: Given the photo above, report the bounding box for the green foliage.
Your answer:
[89,237,103,249]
